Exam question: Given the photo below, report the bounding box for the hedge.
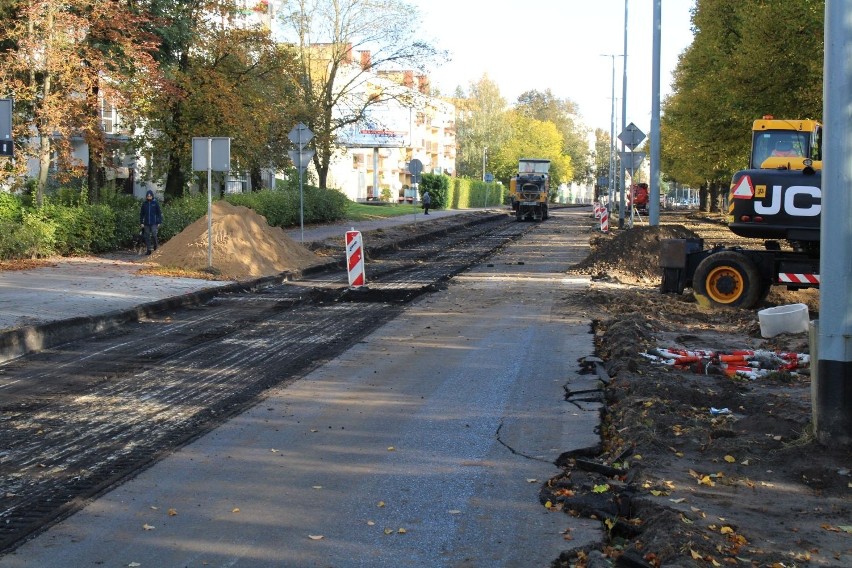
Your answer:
[0,186,350,261]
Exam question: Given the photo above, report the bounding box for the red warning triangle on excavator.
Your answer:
[731,175,754,199]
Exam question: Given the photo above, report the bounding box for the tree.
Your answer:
[593,128,615,199]
[661,0,823,212]
[130,0,302,199]
[454,74,511,179]
[275,0,443,189]
[492,112,572,188]
[515,89,592,185]
[0,0,158,204]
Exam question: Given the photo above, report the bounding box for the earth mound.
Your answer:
[149,201,322,280]
[570,224,698,284]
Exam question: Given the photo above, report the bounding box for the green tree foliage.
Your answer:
[661,0,823,211]
[131,0,301,199]
[420,173,449,210]
[492,112,572,187]
[515,89,592,185]
[454,75,511,179]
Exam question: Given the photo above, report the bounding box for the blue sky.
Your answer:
[413,0,696,134]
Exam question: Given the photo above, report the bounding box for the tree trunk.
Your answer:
[699,183,709,212]
[709,181,722,213]
[37,128,51,207]
[250,166,263,191]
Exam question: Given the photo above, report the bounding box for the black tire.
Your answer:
[693,251,763,308]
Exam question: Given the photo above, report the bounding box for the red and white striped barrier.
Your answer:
[600,207,609,233]
[594,202,601,219]
[778,273,820,285]
[345,229,366,288]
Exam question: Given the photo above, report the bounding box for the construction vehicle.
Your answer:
[509,158,550,221]
[660,117,823,308]
[629,183,650,213]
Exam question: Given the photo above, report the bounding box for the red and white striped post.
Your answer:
[345,229,366,288]
[594,202,601,219]
[600,207,609,233]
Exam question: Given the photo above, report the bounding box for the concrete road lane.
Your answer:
[0,209,603,567]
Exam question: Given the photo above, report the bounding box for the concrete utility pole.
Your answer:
[601,54,620,209]
[619,0,628,229]
[649,0,661,226]
[814,0,852,445]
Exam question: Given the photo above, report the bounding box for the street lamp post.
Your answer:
[482,146,488,182]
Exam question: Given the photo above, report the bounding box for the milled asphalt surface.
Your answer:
[0,207,603,567]
[0,208,470,363]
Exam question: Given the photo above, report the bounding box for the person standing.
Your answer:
[139,189,163,255]
[422,190,431,215]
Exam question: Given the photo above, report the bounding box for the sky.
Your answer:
[412,0,697,136]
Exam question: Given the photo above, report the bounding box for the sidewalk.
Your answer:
[0,208,489,362]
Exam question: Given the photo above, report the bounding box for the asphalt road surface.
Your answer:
[0,209,604,567]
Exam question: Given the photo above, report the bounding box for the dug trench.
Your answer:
[547,212,849,568]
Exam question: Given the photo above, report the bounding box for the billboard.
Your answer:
[338,104,411,148]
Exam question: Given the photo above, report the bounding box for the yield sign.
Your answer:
[731,175,754,199]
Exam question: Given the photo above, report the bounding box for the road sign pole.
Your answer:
[299,129,304,243]
[207,138,213,269]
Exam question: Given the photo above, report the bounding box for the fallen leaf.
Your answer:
[377,501,385,508]
[699,475,715,487]
[545,500,553,509]
[387,446,395,451]
[670,498,686,504]
[383,528,393,535]
[526,479,538,483]
[690,549,702,560]
[397,528,406,534]
[720,526,734,534]
[168,508,178,516]
[270,449,280,453]
[724,455,736,463]
[839,525,852,533]
[142,524,155,531]
[232,508,240,513]
[128,563,141,567]
[593,484,610,493]
[448,510,461,514]
[308,535,324,540]
[312,485,322,489]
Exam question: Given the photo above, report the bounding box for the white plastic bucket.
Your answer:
[758,303,809,338]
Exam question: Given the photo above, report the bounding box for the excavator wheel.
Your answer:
[692,251,763,308]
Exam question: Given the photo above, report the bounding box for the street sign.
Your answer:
[408,158,423,183]
[192,137,231,172]
[618,122,646,150]
[484,172,494,182]
[619,151,646,172]
[288,123,313,148]
[0,99,12,157]
[288,149,315,171]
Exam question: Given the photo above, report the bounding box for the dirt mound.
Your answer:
[149,201,322,280]
[570,224,698,284]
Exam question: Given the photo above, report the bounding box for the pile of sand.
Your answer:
[149,201,322,280]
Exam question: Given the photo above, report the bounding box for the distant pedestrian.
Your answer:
[139,190,163,255]
[422,190,431,215]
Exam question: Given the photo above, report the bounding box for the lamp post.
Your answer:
[482,146,488,182]
[601,54,622,211]
[619,0,629,229]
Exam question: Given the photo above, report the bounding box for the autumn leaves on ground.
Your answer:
[550,211,849,568]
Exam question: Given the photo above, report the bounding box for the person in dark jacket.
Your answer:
[421,190,431,215]
[139,190,163,255]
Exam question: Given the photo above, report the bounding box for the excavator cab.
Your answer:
[750,117,822,171]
